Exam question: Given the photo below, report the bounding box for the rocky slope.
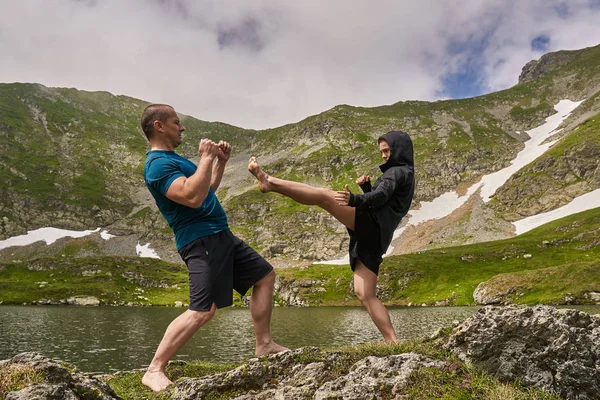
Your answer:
[1,44,600,262]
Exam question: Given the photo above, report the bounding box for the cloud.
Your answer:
[0,0,599,129]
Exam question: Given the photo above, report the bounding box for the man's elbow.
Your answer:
[181,192,206,208]
[190,195,207,208]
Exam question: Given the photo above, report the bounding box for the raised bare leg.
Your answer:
[142,305,216,391]
[250,270,289,356]
[353,262,398,343]
[248,157,355,230]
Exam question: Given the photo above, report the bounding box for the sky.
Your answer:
[2,0,600,129]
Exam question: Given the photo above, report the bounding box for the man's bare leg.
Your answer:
[248,157,355,230]
[142,305,216,392]
[353,262,398,343]
[250,270,289,356]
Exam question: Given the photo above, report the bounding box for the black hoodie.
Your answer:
[348,131,415,252]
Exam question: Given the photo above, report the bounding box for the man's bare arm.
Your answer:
[210,159,226,191]
[210,141,232,191]
[166,139,218,208]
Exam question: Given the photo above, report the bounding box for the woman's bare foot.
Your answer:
[142,370,173,392]
[255,341,289,357]
[248,157,271,192]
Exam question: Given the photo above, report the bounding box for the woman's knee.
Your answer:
[353,284,375,304]
[354,286,366,303]
[322,191,341,209]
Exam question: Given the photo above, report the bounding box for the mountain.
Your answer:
[1,44,600,263]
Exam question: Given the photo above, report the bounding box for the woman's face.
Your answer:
[379,140,391,162]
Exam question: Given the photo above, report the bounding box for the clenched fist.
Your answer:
[356,175,370,185]
[199,139,219,159]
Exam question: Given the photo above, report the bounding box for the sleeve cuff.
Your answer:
[348,193,358,207]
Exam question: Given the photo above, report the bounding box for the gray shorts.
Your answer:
[178,230,273,311]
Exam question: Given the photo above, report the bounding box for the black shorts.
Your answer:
[177,230,273,311]
[348,209,384,275]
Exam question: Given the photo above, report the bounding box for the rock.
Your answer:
[473,280,504,305]
[81,270,102,277]
[584,292,600,303]
[173,348,305,399]
[430,327,444,340]
[314,353,447,400]
[173,347,447,400]
[445,305,600,400]
[519,49,584,83]
[6,383,79,400]
[66,296,100,306]
[273,276,309,307]
[562,293,577,304]
[2,352,121,400]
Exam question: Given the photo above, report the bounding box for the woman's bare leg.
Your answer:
[353,262,398,343]
[248,157,355,230]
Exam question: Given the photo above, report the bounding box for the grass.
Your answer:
[0,364,46,399]
[509,103,554,123]
[0,256,190,306]
[102,361,235,400]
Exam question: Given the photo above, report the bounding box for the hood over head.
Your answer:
[378,131,414,172]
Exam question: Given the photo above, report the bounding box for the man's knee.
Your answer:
[255,269,275,287]
[188,305,216,327]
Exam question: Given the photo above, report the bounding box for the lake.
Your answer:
[1,304,598,373]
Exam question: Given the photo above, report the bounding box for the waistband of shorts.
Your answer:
[178,229,232,254]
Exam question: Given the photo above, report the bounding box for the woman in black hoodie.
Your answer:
[248,131,414,343]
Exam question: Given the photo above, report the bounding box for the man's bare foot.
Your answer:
[142,370,173,392]
[255,341,289,357]
[248,157,271,192]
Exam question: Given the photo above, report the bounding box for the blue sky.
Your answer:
[1,0,600,128]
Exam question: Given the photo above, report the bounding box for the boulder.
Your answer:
[445,305,600,400]
[473,280,505,305]
[2,352,121,400]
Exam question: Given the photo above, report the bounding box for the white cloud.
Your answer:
[1,0,599,129]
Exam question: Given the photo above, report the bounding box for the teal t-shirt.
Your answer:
[144,150,229,250]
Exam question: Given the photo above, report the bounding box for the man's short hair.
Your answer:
[141,104,173,139]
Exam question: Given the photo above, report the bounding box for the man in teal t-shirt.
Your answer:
[140,104,287,392]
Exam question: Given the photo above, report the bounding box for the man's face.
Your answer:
[160,108,185,147]
[379,140,391,162]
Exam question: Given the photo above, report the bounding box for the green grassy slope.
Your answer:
[1,207,598,307]
[0,83,251,239]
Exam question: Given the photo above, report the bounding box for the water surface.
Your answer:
[1,305,597,373]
